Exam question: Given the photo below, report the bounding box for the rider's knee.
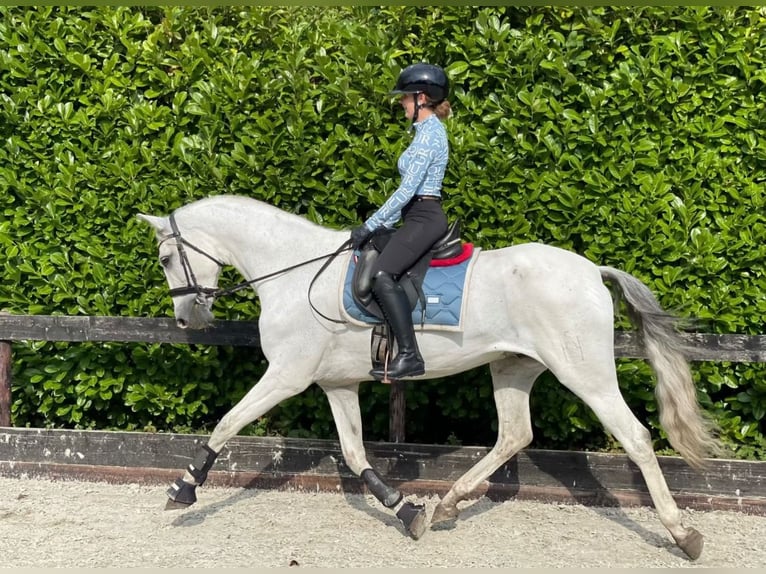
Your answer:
[371,270,397,293]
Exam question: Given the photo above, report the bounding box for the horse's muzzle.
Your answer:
[174,302,214,330]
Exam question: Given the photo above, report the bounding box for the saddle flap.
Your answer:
[351,248,378,309]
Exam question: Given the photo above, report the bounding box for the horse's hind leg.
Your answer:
[432,355,546,525]
[321,384,428,540]
[557,363,704,560]
[588,395,703,559]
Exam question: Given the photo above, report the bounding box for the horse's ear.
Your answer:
[136,213,170,238]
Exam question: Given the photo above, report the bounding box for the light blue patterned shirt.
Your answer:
[364,114,448,231]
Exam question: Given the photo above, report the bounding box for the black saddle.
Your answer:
[351,219,463,323]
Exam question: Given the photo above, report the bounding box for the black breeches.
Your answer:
[372,200,448,277]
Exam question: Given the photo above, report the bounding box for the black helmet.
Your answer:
[390,63,449,103]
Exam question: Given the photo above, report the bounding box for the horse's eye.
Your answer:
[160,255,171,267]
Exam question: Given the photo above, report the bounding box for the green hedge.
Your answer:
[1,6,764,459]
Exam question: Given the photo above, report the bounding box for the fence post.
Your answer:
[388,380,406,443]
[0,340,11,427]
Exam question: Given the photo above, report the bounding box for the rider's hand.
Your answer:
[350,225,372,250]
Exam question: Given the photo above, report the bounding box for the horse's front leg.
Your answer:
[322,383,428,540]
[165,366,312,509]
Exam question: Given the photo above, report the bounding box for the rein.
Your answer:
[163,213,352,323]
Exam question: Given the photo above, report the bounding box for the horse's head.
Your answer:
[137,212,223,330]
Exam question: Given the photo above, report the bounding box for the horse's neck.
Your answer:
[187,199,344,286]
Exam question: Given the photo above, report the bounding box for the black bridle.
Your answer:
[162,213,352,323]
[163,213,225,302]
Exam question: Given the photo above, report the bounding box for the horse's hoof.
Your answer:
[396,502,427,540]
[430,502,458,525]
[164,498,193,511]
[165,477,197,510]
[675,527,704,560]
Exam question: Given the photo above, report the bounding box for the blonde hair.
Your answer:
[431,99,452,120]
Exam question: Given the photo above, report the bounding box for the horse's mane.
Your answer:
[176,194,329,234]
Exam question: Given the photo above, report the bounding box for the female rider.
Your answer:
[350,63,452,381]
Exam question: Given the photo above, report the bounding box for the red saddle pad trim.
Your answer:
[430,243,474,267]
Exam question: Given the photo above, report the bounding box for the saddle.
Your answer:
[350,219,463,324]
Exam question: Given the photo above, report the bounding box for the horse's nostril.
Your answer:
[176,319,188,329]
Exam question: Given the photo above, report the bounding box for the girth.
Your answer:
[350,219,462,324]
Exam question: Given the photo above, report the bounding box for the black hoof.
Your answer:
[429,517,457,532]
[165,478,197,510]
[676,527,704,560]
[165,498,193,511]
[396,502,427,540]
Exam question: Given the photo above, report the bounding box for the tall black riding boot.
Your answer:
[369,271,425,381]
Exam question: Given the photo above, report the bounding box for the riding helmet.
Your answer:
[390,63,449,103]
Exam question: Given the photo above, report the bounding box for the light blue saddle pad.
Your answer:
[341,251,478,329]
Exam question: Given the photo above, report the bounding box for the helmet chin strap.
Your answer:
[408,92,424,132]
[413,92,422,123]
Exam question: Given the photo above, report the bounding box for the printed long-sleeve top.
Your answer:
[363,114,448,231]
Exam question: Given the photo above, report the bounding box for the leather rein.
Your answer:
[162,213,352,323]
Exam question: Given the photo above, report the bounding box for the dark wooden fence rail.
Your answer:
[0,314,261,430]
[2,314,766,439]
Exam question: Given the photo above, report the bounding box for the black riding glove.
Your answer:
[350,225,372,250]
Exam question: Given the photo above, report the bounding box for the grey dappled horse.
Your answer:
[138,195,720,560]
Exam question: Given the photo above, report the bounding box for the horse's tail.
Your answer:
[599,266,722,468]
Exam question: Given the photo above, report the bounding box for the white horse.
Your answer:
[138,194,720,560]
